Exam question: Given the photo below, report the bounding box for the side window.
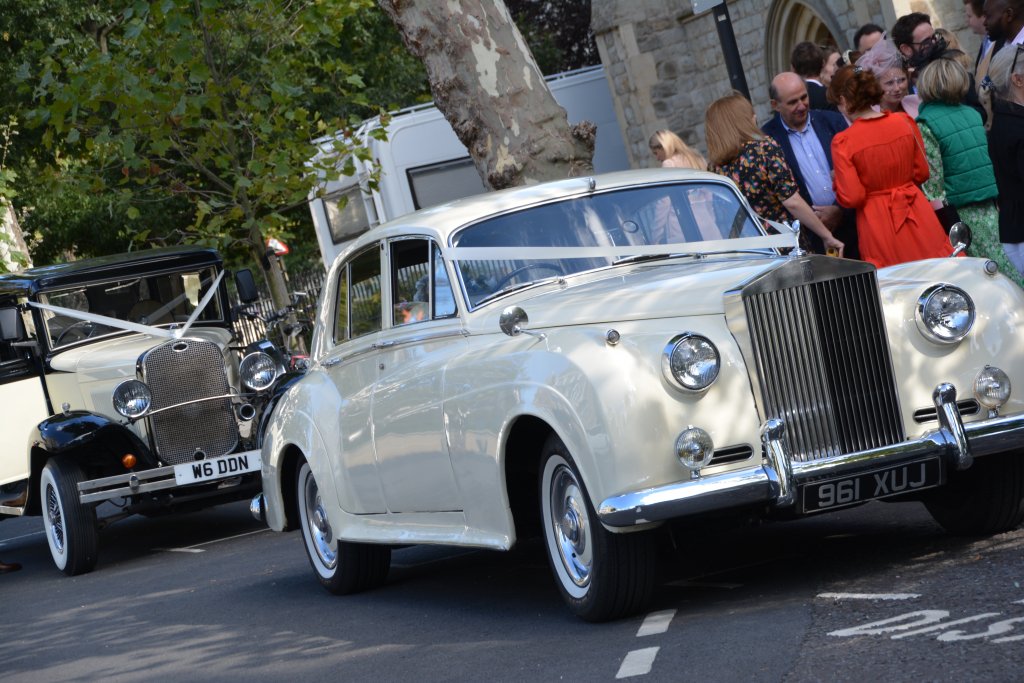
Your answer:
[391,239,430,326]
[349,245,383,339]
[0,306,35,385]
[333,264,350,344]
[432,243,457,318]
[389,239,459,327]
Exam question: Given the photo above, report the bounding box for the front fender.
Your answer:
[30,410,154,469]
[254,370,306,448]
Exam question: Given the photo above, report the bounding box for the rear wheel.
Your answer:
[40,457,99,576]
[296,461,390,594]
[925,452,1024,535]
[539,434,656,622]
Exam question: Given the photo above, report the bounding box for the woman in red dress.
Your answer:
[828,65,951,268]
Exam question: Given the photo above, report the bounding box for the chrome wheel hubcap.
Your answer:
[303,471,337,569]
[550,464,591,588]
[45,483,65,554]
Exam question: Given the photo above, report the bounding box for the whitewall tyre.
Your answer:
[40,457,99,576]
[539,434,656,622]
[296,461,390,594]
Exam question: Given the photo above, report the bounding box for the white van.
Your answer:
[308,65,630,268]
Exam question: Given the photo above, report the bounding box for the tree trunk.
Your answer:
[0,200,32,272]
[379,0,595,190]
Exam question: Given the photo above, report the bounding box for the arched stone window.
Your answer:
[765,0,844,80]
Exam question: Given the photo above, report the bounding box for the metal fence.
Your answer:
[233,267,326,350]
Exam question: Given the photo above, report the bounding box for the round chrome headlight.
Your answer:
[915,284,975,345]
[112,379,152,419]
[675,427,714,470]
[662,333,720,392]
[974,365,1011,409]
[240,352,279,392]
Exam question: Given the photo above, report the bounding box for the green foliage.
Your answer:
[19,0,377,267]
[506,0,600,75]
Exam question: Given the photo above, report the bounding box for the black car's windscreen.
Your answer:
[41,267,225,348]
[451,182,764,308]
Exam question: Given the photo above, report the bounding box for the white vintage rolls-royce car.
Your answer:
[255,169,1024,621]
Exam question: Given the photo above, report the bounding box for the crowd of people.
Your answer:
[652,1,1024,282]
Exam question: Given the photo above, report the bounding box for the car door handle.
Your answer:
[321,358,341,368]
[374,340,396,349]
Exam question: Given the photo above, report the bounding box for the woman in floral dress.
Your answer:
[915,58,1022,287]
[704,92,844,255]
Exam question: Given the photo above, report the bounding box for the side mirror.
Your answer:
[949,222,972,257]
[0,308,23,341]
[235,269,259,304]
[499,306,545,340]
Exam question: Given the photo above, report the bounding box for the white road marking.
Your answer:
[817,592,921,600]
[0,530,46,545]
[636,609,676,637]
[891,613,1002,639]
[616,647,660,679]
[667,579,742,589]
[160,527,270,553]
[1015,599,1024,605]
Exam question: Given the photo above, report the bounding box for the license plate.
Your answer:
[801,457,942,513]
[173,451,262,486]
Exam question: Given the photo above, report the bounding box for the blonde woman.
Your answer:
[648,129,707,169]
[704,91,843,255]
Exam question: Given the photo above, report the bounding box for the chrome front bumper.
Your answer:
[598,384,1024,527]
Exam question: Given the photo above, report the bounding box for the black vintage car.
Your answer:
[0,246,293,574]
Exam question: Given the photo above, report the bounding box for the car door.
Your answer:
[371,238,467,513]
[320,243,388,514]
[0,303,49,509]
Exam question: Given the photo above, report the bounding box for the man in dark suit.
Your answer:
[791,41,835,111]
[762,72,858,257]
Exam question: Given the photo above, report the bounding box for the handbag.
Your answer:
[933,200,962,233]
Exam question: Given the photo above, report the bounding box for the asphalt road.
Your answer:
[1,499,1021,682]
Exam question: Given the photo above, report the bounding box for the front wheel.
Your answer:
[40,457,99,576]
[925,452,1024,535]
[539,435,656,622]
[296,461,390,594]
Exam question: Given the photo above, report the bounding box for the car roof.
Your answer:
[333,168,739,264]
[0,246,223,298]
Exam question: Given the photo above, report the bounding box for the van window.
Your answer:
[325,186,375,244]
[407,157,487,211]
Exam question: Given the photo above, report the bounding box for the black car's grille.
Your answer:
[142,338,238,465]
[739,258,904,462]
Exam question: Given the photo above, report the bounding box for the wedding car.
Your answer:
[254,169,1024,621]
[0,247,293,575]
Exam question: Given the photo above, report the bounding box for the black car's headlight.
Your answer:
[112,379,152,418]
[239,352,279,392]
[916,284,975,345]
[662,333,720,392]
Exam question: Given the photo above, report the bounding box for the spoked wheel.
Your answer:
[925,451,1024,535]
[40,457,99,576]
[296,461,390,594]
[539,434,656,622]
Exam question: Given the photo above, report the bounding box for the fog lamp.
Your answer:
[112,379,152,418]
[974,365,1011,410]
[675,427,714,471]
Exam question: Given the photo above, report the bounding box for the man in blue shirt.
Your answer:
[762,72,858,258]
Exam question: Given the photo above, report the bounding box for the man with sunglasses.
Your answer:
[891,12,946,69]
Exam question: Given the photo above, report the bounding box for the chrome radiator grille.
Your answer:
[142,338,238,465]
[739,258,904,462]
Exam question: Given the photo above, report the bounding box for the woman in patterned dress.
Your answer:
[915,58,1022,287]
[704,91,844,255]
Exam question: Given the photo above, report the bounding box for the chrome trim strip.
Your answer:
[0,504,26,516]
[598,386,1024,527]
